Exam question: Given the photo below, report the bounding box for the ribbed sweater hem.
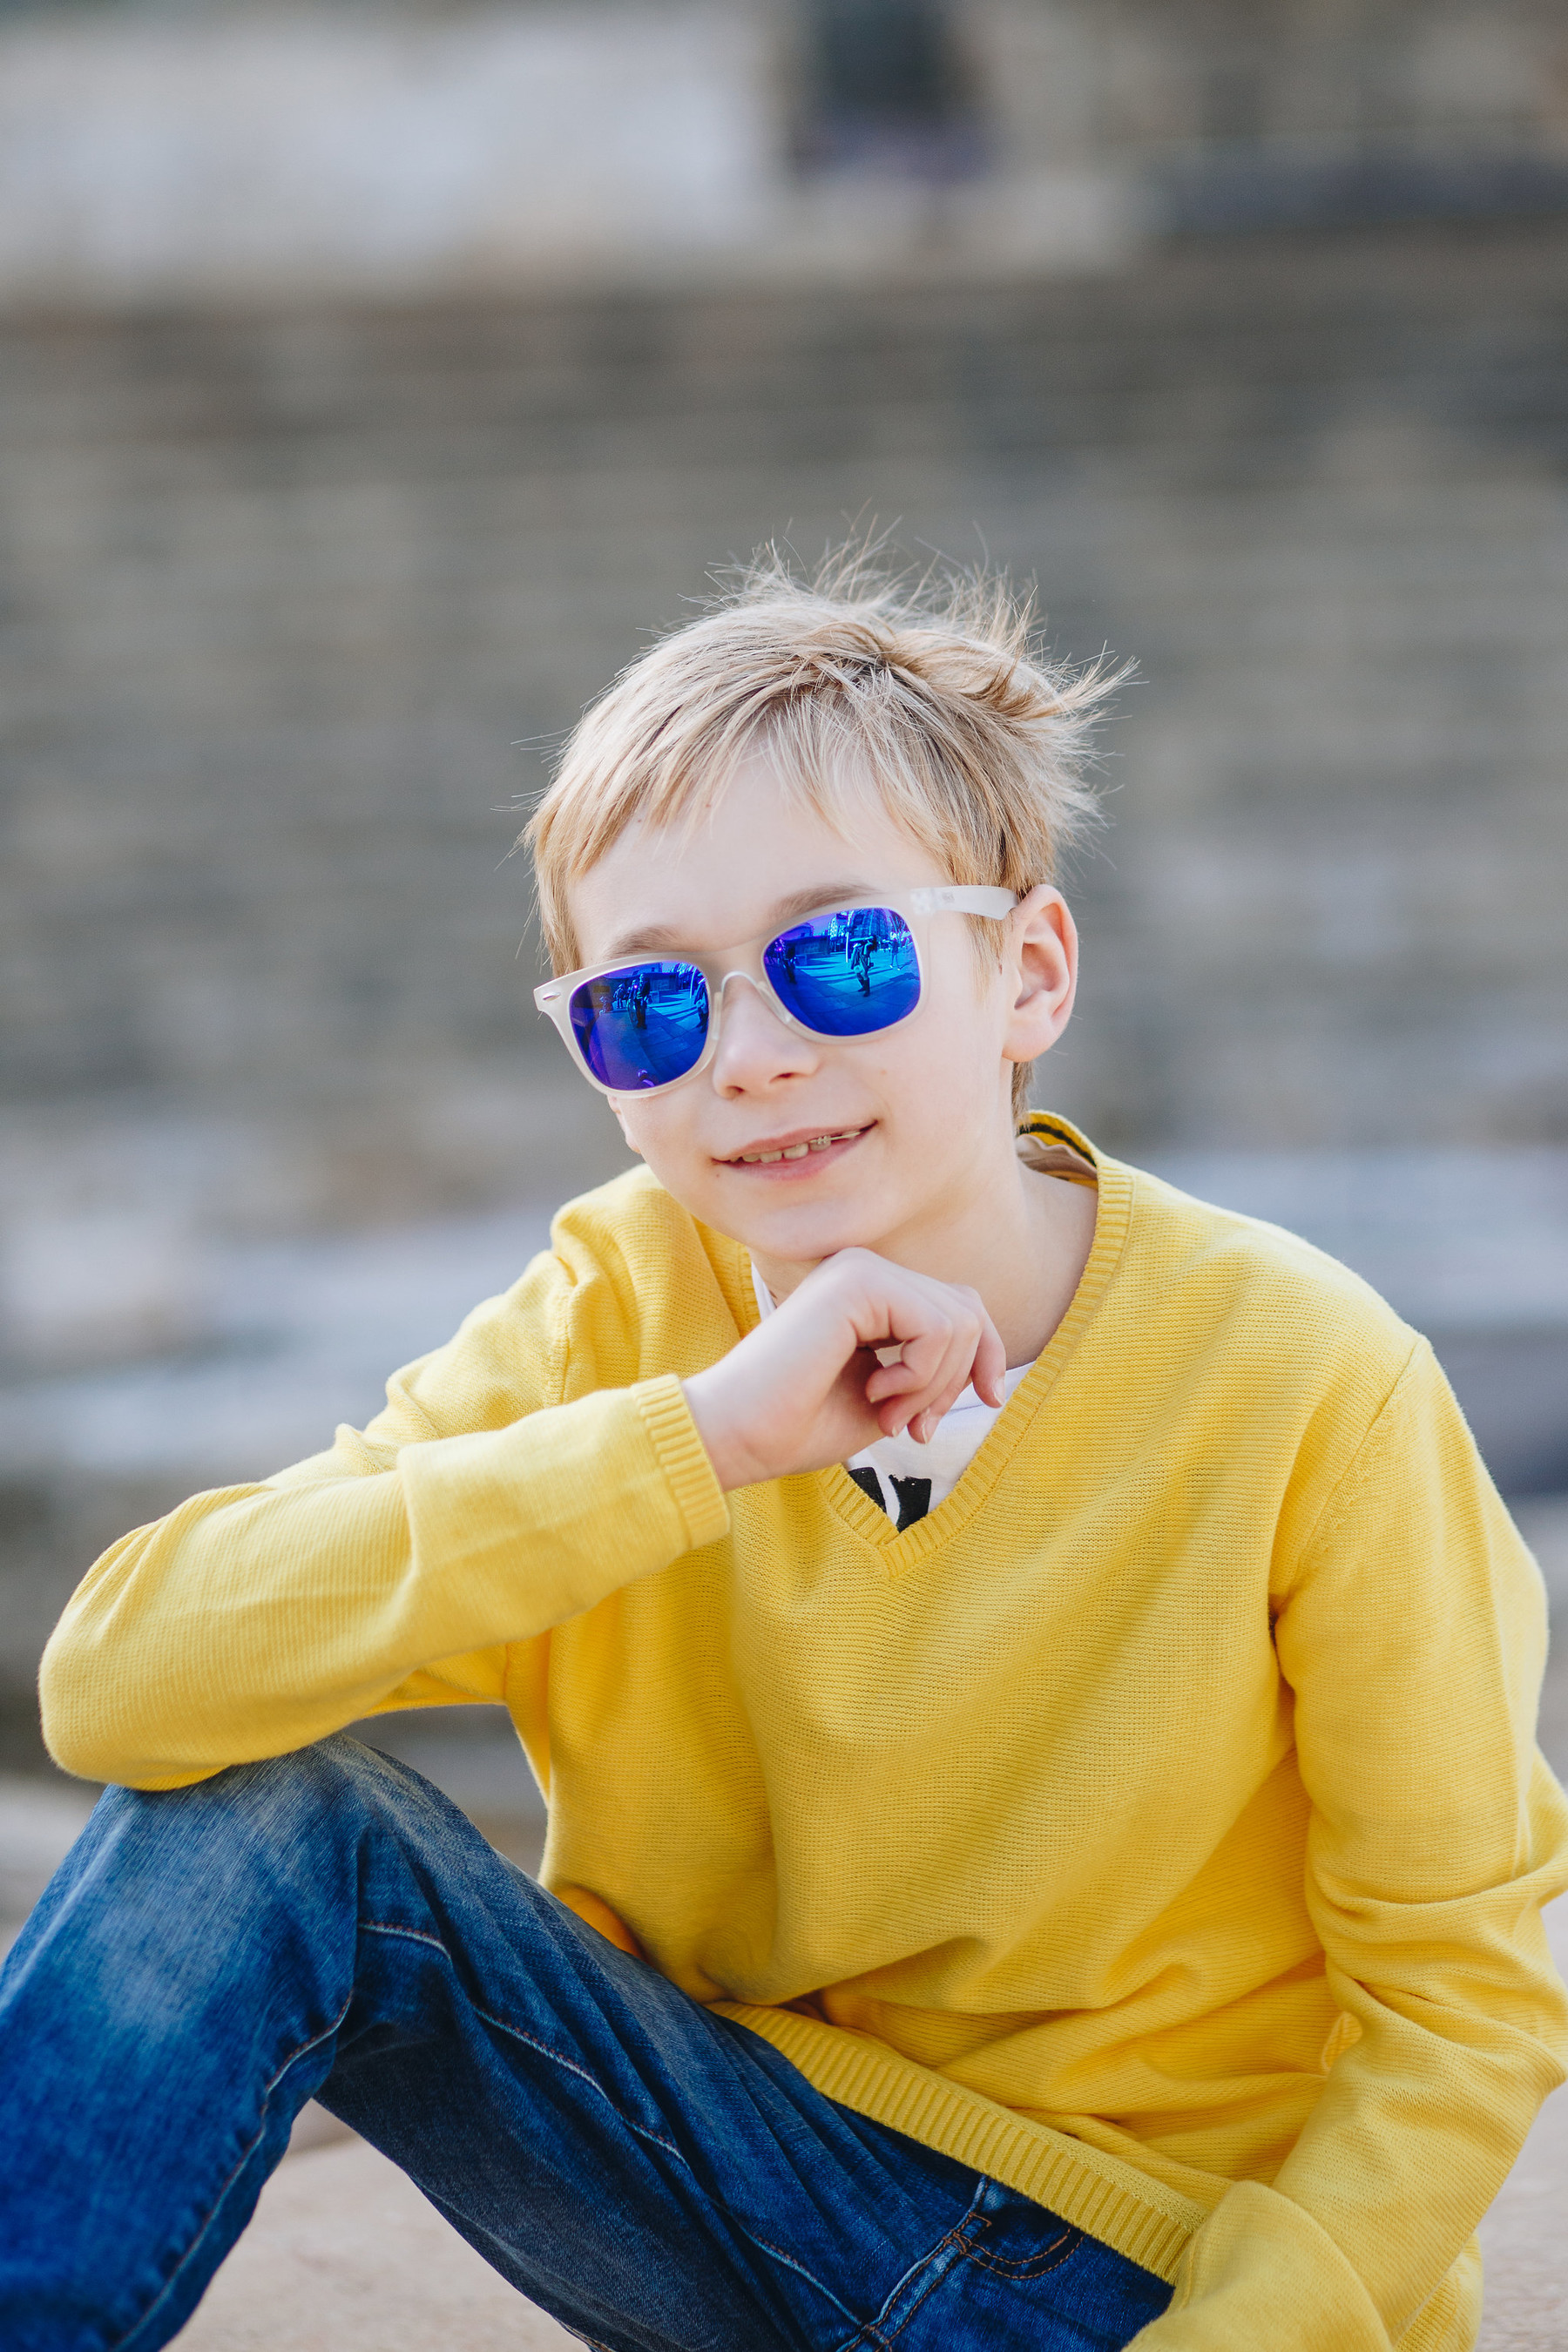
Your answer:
[713,2002,1207,2284]
[632,1374,730,1552]
[714,2006,1478,2346]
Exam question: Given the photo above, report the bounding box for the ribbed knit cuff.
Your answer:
[632,1374,730,1552]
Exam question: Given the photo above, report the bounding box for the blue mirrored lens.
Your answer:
[570,962,709,1090]
[764,908,919,1037]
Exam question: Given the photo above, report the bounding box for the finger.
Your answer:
[842,1260,966,1359]
[879,1330,980,1437]
[879,1317,951,1390]
[892,1370,967,1442]
[860,1309,963,1409]
[833,1261,999,1432]
[937,1288,1006,1410]
[882,1391,957,1443]
[870,1326,969,1423]
[886,1299,1006,1435]
[970,1315,1008,1409]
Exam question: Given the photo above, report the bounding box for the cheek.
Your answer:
[901,974,1008,1094]
[612,1093,702,1174]
[858,1022,996,1156]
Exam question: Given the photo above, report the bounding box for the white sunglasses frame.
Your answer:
[533,883,1019,1098]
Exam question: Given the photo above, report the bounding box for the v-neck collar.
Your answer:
[729,1113,1133,1571]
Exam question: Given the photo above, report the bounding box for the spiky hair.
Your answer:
[524,544,1125,1112]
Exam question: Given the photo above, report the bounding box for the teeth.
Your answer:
[733,1125,865,1166]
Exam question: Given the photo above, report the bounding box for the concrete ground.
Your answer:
[2,1504,1565,2349]
[176,2132,578,2352]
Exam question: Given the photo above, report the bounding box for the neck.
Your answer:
[751,1129,1098,1370]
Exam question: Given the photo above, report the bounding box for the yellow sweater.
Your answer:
[41,1117,1568,2352]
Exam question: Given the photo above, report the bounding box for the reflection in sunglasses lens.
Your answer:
[571,961,709,1090]
[765,909,919,1037]
[567,910,921,1092]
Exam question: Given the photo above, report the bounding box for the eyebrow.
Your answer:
[599,880,879,963]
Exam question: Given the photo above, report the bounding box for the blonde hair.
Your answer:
[523,547,1125,1113]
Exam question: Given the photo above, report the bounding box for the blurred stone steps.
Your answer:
[3,216,1568,1340]
[13,228,1567,455]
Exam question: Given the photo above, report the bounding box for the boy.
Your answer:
[3,558,1565,2352]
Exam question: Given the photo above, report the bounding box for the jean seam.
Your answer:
[474,1997,858,2324]
[833,2177,990,2352]
[112,1990,354,2351]
[470,2002,695,2171]
[963,2222,1083,2280]
[362,1918,449,1951]
[733,2224,862,2327]
[360,1922,698,2173]
[357,1921,937,2342]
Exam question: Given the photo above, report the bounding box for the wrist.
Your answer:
[681,1370,764,1493]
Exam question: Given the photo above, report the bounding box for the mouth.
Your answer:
[718,1123,872,1170]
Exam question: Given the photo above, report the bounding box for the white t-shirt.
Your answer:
[748,1262,1032,1531]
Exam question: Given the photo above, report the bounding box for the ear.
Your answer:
[1002,885,1078,1067]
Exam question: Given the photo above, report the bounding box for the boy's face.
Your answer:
[565,758,1076,1274]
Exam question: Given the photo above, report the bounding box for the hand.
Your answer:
[682,1248,1006,1492]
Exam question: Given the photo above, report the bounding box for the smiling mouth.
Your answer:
[725,1125,869,1166]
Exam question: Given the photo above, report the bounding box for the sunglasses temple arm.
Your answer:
[909,886,1018,917]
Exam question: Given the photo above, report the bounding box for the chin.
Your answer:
[740,1203,885,1262]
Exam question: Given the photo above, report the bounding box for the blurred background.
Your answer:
[2,0,1567,1893]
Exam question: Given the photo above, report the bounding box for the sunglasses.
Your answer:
[535,884,1018,1098]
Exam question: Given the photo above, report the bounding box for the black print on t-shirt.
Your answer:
[890,1476,933,1531]
[848,1467,933,1531]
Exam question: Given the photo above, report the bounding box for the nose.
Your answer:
[710,972,820,1093]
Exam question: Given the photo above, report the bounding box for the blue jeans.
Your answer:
[0,1734,1172,2352]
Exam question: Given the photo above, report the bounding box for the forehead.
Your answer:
[566,757,943,964]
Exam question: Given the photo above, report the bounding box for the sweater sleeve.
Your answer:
[38,1239,728,1790]
[1132,1338,1568,2351]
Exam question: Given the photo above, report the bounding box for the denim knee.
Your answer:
[59,1733,423,1934]
[96,1728,390,1834]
